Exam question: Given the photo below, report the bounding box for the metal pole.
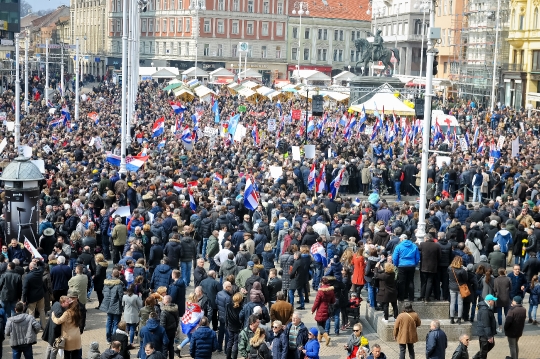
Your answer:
[490,0,501,112]
[24,36,28,111]
[416,0,436,243]
[298,11,302,76]
[120,0,128,173]
[194,6,198,72]
[305,87,308,144]
[61,44,64,98]
[238,50,241,80]
[394,5,399,75]
[75,38,80,121]
[15,33,20,150]
[127,0,133,145]
[244,47,248,76]
[45,38,49,105]
[419,9,425,79]
[371,14,377,76]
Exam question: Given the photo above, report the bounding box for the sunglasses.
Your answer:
[353,330,360,332]
[273,326,280,329]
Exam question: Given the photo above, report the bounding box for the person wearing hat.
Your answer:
[243,233,255,255]
[474,294,497,359]
[504,296,526,359]
[236,261,255,291]
[301,328,320,359]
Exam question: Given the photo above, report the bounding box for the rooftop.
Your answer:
[288,0,371,21]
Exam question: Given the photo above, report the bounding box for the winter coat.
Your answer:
[5,313,40,347]
[249,282,266,304]
[249,337,272,359]
[112,224,127,246]
[160,304,179,335]
[240,301,270,327]
[50,264,72,292]
[267,277,282,302]
[149,245,164,269]
[0,270,22,303]
[261,251,275,271]
[163,239,182,268]
[530,282,540,306]
[448,266,468,292]
[225,300,243,332]
[493,275,511,308]
[122,293,143,324]
[146,351,166,359]
[167,278,186,316]
[200,277,222,309]
[425,328,447,359]
[373,231,390,246]
[508,271,527,298]
[138,318,169,359]
[289,254,311,290]
[216,289,232,323]
[254,234,267,254]
[493,229,512,253]
[41,300,63,346]
[150,223,167,245]
[138,305,156,329]
[68,274,89,305]
[504,304,526,338]
[393,311,421,344]
[303,338,320,359]
[89,342,101,359]
[392,240,420,267]
[465,238,482,263]
[100,348,124,359]
[325,260,343,282]
[451,342,469,359]
[311,284,335,322]
[94,261,108,292]
[190,326,218,359]
[374,271,398,303]
[488,250,506,275]
[419,241,441,273]
[99,278,124,315]
[110,329,130,359]
[22,262,45,304]
[279,252,295,290]
[219,259,237,278]
[180,236,197,262]
[476,301,497,338]
[271,329,288,359]
[150,264,172,290]
[284,322,309,359]
[455,205,470,224]
[351,255,366,286]
[199,217,213,239]
[51,309,81,351]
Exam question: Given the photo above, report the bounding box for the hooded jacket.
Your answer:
[168,278,186,316]
[159,303,179,335]
[89,342,101,359]
[150,264,172,290]
[455,205,470,224]
[493,229,512,253]
[5,313,41,347]
[99,278,124,315]
[219,259,237,278]
[476,301,496,338]
[100,348,123,359]
[163,238,182,268]
[22,261,45,304]
[138,318,169,359]
[190,326,218,359]
[392,240,420,267]
[312,283,336,322]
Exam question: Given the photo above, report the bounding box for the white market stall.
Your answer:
[182,67,209,80]
[209,68,235,84]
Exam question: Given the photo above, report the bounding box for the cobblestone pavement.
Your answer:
[5,262,539,359]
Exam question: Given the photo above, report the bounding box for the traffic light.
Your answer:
[433,55,439,76]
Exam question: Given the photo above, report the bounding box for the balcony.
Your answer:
[501,63,525,72]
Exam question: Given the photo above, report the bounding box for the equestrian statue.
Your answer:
[354,30,400,76]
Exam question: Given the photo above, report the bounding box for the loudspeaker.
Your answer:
[415,98,425,119]
[312,95,324,117]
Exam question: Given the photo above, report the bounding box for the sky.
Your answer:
[29,0,70,12]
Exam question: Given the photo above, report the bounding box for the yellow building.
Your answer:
[503,0,540,108]
[434,0,463,81]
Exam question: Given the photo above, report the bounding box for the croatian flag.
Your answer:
[307,163,316,190]
[106,153,149,172]
[47,100,54,108]
[189,190,197,211]
[433,123,443,142]
[181,126,192,141]
[329,168,345,199]
[175,113,184,133]
[359,105,367,125]
[157,138,166,150]
[213,172,223,184]
[489,140,501,159]
[181,302,204,334]
[173,182,184,191]
[464,131,470,147]
[244,176,260,211]
[49,118,63,128]
[307,119,316,133]
[88,112,99,125]
[370,118,381,141]
[477,140,485,154]
[170,101,186,114]
[252,124,260,145]
[316,163,327,193]
[473,126,479,145]
[152,117,165,137]
[52,134,58,143]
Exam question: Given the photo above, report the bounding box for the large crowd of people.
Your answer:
[0,74,537,359]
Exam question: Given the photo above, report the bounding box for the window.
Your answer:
[163,19,167,32]
[178,42,182,55]
[263,1,269,13]
[185,18,190,31]
[218,0,224,10]
[178,0,182,9]
[247,22,253,34]
[116,20,121,32]
[232,44,237,57]
[277,2,283,14]
[217,44,223,56]
[170,19,175,32]
[449,0,453,14]
[156,19,160,32]
[261,45,267,58]
[317,48,327,61]
[351,30,355,40]
[350,49,355,61]
[204,44,209,56]
[519,15,525,30]
[333,49,343,61]
[177,18,183,32]
[292,48,298,60]
[142,19,147,32]
[262,22,268,36]
[186,42,189,55]
[318,29,327,40]
[276,23,283,36]
[247,45,253,57]
[533,50,540,71]
[233,0,239,11]
[303,48,309,60]
[232,21,239,34]
[292,27,298,39]
[535,8,539,29]
[334,29,338,40]
[204,20,210,32]
[276,46,281,58]
[149,19,153,32]
[304,28,310,39]
[217,20,224,33]
[248,0,254,12]
[156,0,160,10]
[443,62,448,73]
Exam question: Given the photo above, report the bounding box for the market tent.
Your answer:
[238,68,262,79]
[194,85,215,98]
[173,86,195,101]
[291,70,331,84]
[163,82,184,91]
[241,80,260,89]
[209,67,235,79]
[256,86,281,100]
[349,91,415,116]
[332,71,355,84]
[324,91,350,102]
[151,68,180,79]
[274,79,290,88]
[168,79,182,84]
[237,87,256,98]
[182,67,209,78]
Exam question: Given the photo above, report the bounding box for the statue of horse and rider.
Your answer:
[354,30,400,76]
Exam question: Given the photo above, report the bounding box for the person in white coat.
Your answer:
[465,236,483,264]
[122,285,143,347]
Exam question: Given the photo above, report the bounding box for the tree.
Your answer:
[21,0,33,16]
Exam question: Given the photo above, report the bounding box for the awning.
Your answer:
[241,80,260,89]
[324,91,350,102]
[237,88,256,98]
[194,85,215,98]
[163,82,183,91]
[212,78,234,84]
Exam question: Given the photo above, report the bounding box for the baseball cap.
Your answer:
[513,296,523,304]
[247,261,254,267]
[485,294,498,301]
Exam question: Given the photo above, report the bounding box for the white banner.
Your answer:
[497,135,506,149]
[267,118,276,132]
[512,137,520,157]
[203,126,219,137]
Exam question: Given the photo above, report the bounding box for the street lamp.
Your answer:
[415,1,429,78]
[190,0,206,76]
[291,1,309,81]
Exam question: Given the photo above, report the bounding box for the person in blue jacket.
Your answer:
[190,316,218,359]
[138,312,169,359]
[302,327,320,359]
[425,320,447,359]
[392,237,420,302]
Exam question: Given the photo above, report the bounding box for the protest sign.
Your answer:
[304,145,316,158]
[269,166,283,179]
[292,146,301,161]
[204,126,219,137]
[436,156,451,168]
[267,119,276,132]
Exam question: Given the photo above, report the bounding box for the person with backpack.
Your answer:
[392,164,405,202]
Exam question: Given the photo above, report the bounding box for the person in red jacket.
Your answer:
[311,277,335,346]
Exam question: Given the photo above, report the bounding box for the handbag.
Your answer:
[53,336,66,349]
[452,268,471,298]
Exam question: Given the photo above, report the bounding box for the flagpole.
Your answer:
[14,33,20,150]
[119,0,128,174]
[75,38,80,121]
[45,38,49,106]
[24,35,28,112]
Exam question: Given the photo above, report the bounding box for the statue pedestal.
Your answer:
[349,76,405,105]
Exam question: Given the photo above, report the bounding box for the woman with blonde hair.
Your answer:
[249,328,272,359]
[225,292,244,359]
[448,256,468,324]
[93,253,109,309]
[177,292,200,355]
[52,296,83,359]
[374,262,398,322]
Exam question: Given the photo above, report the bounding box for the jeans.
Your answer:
[288,288,304,308]
[1,300,15,317]
[226,330,239,356]
[45,344,58,359]
[209,257,218,272]
[312,261,322,290]
[69,257,77,271]
[497,305,509,325]
[127,323,137,344]
[324,311,340,334]
[113,245,123,264]
[217,320,229,351]
[398,343,415,359]
[12,344,33,359]
[514,255,524,269]
[367,282,377,308]
[449,289,463,318]
[180,333,192,348]
[106,314,121,342]
[397,266,416,301]
[507,336,519,359]
[102,235,111,260]
[473,185,482,203]
[181,261,192,287]
[529,305,537,320]
[200,238,208,259]
[274,239,281,258]
[437,266,449,300]
[394,181,402,201]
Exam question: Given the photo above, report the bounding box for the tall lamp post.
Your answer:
[394,3,400,75]
[415,1,429,78]
[24,33,28,112]
[190,0,206,75]
[14,33,20,149]
[291,1,309,81]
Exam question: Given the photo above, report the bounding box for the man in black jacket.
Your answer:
[159,295,179,359]
[215,281,232,353]
[288,251,310,310]
[475,294,497,359]
[0,262,22,317]
[340,219,359,242]
[23,259,46,328]
[245,267,270,304]
[163,234,182,270]
[180,226,197,286]
[419,234,441,301]
[200,271,222,331]
[148,237,164,278]
[437,233,453,301]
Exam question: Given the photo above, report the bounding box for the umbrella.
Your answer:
[163,82,184,91]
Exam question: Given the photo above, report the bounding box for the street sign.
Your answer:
[5,53,9,59]
[37,44,77,49]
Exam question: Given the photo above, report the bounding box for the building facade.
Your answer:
[0,0,21,61]
[286,0,370,80]
[107,0,289,83]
